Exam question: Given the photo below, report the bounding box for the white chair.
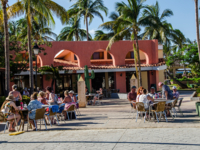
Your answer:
[135,102,148,123]
[76,100,81,116]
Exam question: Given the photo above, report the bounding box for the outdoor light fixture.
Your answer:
[120,73,122,76]
[33,43,39,90]
[151,71,154,75]
[33,43,39,55]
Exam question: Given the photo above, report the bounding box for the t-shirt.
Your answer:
[162,85,173,100]
[147,92,157,98]
[139,94,149,109]
[173,91,179,99]
[128,92,137,101]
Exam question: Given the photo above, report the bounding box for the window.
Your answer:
[91,52,104,60]
[74,55,77,60]
[107,52,112,59]
[126,51,134,59]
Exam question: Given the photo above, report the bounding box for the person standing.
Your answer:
[158,82,173,100]
[128,86,137,108]
[9,85,22,107]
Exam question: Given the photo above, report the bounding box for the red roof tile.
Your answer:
[53,59,166,71]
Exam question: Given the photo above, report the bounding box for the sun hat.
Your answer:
[150,87,155,89]
[69,90,74,94]
[131,86,136,89]
[12,84,17,90]
[172,86,177,89]
[158,82,163,86]
[6,95,15,101]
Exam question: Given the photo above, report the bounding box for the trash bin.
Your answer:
[195,102,200,116]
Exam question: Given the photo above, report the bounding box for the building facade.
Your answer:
[14,40,166,93]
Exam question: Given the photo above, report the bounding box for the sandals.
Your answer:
[9,129,16,132]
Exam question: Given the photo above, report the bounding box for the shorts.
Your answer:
[15,101,20,107]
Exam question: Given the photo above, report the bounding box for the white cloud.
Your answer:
[89,29,96,35]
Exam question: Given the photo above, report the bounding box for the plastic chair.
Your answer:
[0,112,19,133]
[151,101,168,123]
[175,98,183,116]
[135,102,148,123]
[63,105,77,120]
[76,100,81,116]
[129,101,137,119]
[29,108,47,131]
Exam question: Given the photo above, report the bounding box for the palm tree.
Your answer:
[141,1,173,44]
[9,0,67,94]
[16,18,57,42]
[106,0,147,87]
[69,0,108,41]
[39,65,63,90]
[57,17,91,41]
[194,0,200,61]
[0,0,10,95]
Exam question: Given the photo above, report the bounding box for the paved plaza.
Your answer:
[1,91,200,149]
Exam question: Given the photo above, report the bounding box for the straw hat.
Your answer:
[6,95,15,101]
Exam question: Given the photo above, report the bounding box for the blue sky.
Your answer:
[8,0,196,41]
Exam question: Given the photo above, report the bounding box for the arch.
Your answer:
[90,49,116,66]
[125,49,149,64]
[53,49,81,67]
[37,55,43,67]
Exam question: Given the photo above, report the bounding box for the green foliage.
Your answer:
[84,65,95,92]
[196,88,200,94]
[197,93,200,97]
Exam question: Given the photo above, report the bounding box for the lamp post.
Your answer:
[33,43,39,91]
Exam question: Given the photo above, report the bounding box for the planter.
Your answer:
[196,102,200,116]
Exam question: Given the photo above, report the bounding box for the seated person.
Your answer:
[23,88,30,96]
[139,89,154,110]
[85,86,89,95]
[172,86,179,99]
[38,91,48,105]
[93,88,103,105]
[27,92,43,131]
[69,90,77,103]
[147,87,158,98]
[128,86,137,109]
[62,90,72,103]
[0,95,21,132]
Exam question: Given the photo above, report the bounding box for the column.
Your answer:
[78,76,86,108]
[105,72,109,89]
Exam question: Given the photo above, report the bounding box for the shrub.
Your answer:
[196,88,200,94]
[197,93,200,97]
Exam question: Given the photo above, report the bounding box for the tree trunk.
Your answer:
[166,70,188,89]
[27,22,34,94]
[51,78,54,90]
[86,17,89,41]
[195,0,200,61]
[2,0,10,96]
[134,30,142,87]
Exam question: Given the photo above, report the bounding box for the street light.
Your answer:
[33,43,39,91]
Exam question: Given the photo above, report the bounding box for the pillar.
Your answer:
[130,74,138,91]
[115,72,126,93]
[141,71,148,90]
[105,72,109,89]
[78,76,86,108]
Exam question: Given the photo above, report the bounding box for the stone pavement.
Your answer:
[0,128,200,150]
[0,91,200,149]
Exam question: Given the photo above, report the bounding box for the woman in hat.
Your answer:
[9,84,22,107]
[0,95,21,132]
[68,90,77,103]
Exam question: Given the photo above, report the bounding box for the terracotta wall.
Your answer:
[38,40,158,68]
[115,72,126,93]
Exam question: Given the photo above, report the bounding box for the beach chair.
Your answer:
[63,105,77,120]
[45,106,59,126]
[174,98,183,116]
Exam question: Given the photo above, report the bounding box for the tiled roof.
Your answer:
[54,59,166,70]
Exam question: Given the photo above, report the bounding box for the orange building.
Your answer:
[14,40,166,93]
